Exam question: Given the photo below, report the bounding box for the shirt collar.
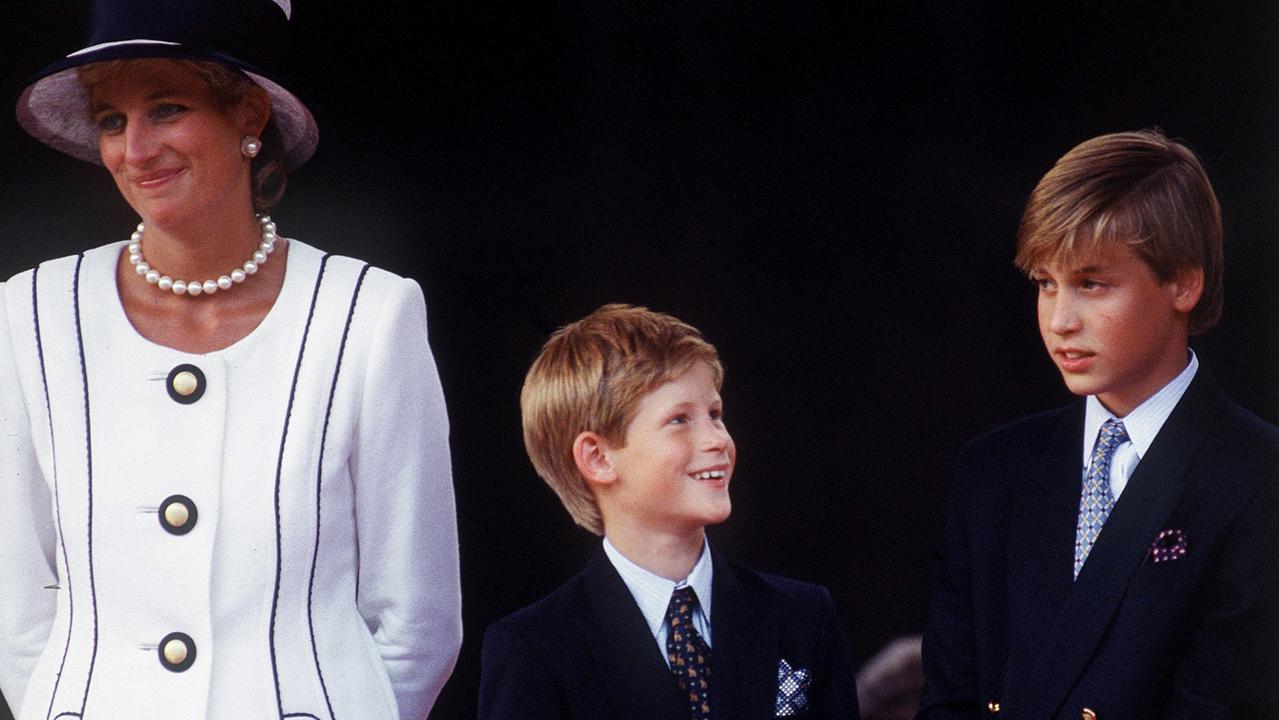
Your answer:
[1083,349,1198,465]
[602,535,714,640]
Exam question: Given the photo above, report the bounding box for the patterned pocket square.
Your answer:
[1147,528,1188,563]
[776,658,812,717]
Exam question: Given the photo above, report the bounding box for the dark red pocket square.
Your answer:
[1147,528,1188,563]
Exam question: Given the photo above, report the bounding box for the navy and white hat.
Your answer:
[16,0,318,169]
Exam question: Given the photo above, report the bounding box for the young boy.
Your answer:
[918,130,1279,719]
[478,304,860,719]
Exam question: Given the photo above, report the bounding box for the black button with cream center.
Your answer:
[158,631,196,672]
[166,364,206,404]
[158,495,197,535]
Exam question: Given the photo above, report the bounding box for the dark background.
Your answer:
[1,3,1276,719]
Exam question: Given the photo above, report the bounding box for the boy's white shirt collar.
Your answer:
[602,535,714,650]
[1083,349,1198,498]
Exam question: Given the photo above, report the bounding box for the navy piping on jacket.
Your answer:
[269,254,330,718]
[74,254,99,716]
[306,262,369,720]
[33,265,77,720]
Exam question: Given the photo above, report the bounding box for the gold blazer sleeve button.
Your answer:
[158,632,196,672]
[986,700,1001,714]
[158,495,198,535]
[166,364,206,404]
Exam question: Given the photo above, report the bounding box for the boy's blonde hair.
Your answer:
[521,304,723,535]
[1015,128,1223,335]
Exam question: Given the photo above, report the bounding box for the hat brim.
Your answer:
[16,40,318,170]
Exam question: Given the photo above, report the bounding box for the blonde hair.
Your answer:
[78,58,287,210]
[1015,128,1223,334]
[520,304,723,535]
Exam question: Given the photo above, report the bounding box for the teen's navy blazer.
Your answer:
[918,370,1279,720]
[478,548,860,719]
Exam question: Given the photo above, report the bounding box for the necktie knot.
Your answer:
[1075,418,1130,578]
[1095,419,1130,457]
[666,586,701,626]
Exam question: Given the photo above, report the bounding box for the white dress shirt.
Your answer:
[1083,350,1198,500]
[603,536,713,667]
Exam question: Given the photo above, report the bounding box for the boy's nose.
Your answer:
[1045,295,1081,335]
[701,422,733,453]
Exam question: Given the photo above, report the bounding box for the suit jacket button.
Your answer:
[1082,709,1098,720]
[158,632,196,672]
[166,364,206,404]
[159,495,198,535]
[987,700,1001,714]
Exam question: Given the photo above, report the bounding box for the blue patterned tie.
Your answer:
[1074,419,1129,578]
[665,586,711,720]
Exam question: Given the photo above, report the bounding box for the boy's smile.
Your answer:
[1033,244,1202,417]
[601,362,735,539]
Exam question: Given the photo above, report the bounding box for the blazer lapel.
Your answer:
[581,550,686,720]
[1001,405,1083,693]
[708,552,778,719]
[1007,373,1222,717]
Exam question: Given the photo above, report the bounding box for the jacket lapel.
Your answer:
[1001,405,1082,692]
[581,550,686,720]
[1006,373,1221,717]
[708,552,778,719]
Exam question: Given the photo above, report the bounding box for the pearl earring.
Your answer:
[241,136,262,158]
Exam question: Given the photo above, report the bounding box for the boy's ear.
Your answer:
[1169,266,1205,314]
[573,431,618,487]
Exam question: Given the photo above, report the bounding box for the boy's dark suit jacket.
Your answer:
[918,370,1279,720]
[478,548,861,719]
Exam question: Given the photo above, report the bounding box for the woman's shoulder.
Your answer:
[287,238,427,316]
[4,241,125,287]
[287,238,419,287]
[282,239,430,342]
[2,242,124,310]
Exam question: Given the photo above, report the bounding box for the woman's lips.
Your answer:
[130,167,184,189]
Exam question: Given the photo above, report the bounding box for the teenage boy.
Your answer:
[918,130,1279,719]
[478,304,860,719]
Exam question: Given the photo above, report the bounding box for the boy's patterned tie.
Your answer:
[1074,418,1129,578]
[665,586,711,720]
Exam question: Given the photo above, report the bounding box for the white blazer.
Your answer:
[0,240,462,720]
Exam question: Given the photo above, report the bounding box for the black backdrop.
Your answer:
[1,3,1276,719]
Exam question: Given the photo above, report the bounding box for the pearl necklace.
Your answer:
[126,215,278,297]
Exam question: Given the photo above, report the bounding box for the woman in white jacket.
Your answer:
[0,1,462,718]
